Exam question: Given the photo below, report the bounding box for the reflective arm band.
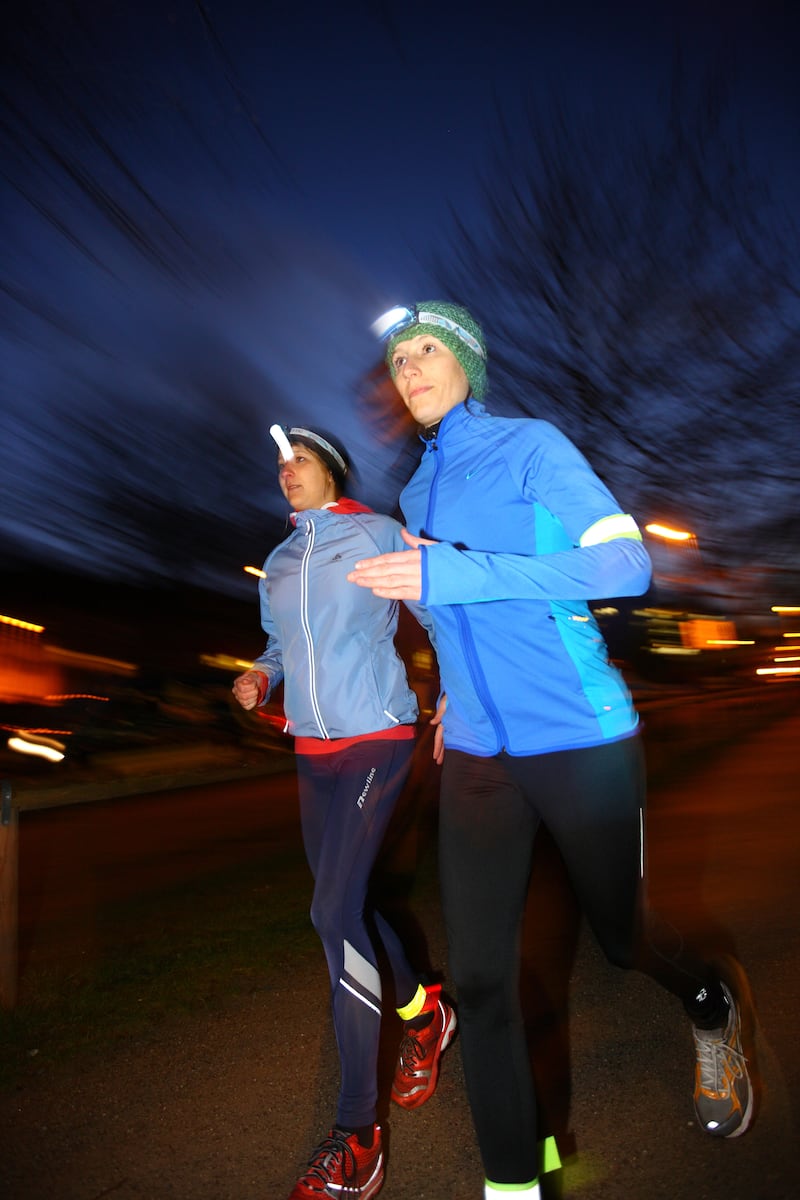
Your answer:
[579,513,642,547]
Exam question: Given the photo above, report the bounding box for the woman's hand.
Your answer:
[232,670,263,711]
[347,528,436,601]
[430,693,447,765]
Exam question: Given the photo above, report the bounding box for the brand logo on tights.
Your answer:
[357,767,377,809]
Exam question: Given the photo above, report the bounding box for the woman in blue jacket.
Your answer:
[349,304,755,1200]
[233,424,455,1200]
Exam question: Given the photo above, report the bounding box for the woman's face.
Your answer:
[278,443,338,511]
[390,333,470,426]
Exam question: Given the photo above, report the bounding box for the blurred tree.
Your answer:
[0,2,309,592]
[1,0,282,290]
[0,332,285,592]
[432,67,800,575]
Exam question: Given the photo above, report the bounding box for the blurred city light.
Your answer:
[0,612,45,633]
[44,646,137,674]
[0,724,72,736]
[244,566,267,579]
[771,605,800,613]
[199,653,256,671]
[644,523,695,542]
[678,617,737,649]
[7,734,66,762]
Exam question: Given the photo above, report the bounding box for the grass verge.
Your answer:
[0,846,318,1090]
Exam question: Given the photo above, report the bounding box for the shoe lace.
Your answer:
[397,1029,426,1074]
[300,1131,358,1190]
[696,1028,746,1094]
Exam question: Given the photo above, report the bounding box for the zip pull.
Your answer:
[423,423,439,452]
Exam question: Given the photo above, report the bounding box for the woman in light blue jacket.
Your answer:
[232,425,455,1200]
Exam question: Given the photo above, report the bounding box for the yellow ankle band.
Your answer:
[540,1135,561,1174]
[397,982,427,1021]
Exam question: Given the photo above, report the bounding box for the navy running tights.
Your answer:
[438,735,718,1184]
[296,737,419,1129]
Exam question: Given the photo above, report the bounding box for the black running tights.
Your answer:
[438,736,718,1185]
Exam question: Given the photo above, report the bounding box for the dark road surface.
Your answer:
[2,702,800,1198]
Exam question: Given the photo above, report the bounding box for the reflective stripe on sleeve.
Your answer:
[579,513,642,547]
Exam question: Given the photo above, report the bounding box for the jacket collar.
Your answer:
[290,496,373,526]
[420,397,487,444]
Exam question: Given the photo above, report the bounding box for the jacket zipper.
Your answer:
[424,436,439,532]
[426,432,508,753]
[299,519,329,738]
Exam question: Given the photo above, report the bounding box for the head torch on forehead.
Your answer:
[371,305,486,360]
[268,424,347,476]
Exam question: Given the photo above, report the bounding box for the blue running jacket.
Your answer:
[400,400,652,757]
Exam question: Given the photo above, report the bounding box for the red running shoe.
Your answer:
[287,1125,383,1199]
[392,983,457,1109]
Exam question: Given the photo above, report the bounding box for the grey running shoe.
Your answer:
[693,982,754,1137]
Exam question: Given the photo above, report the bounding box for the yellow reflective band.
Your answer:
[484,1135,560,1195]
[396,982,426,1022]
[579,513,642,547]
[540,1135,561,1174]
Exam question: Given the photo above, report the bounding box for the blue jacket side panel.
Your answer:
[252,510,424,739]
[400,401,652,757]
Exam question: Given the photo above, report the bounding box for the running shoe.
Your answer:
[392,983,457,1109]
[287,1125,383,1199]
[693,981,754,1137]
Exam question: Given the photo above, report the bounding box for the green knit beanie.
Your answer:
[381,301,488,401]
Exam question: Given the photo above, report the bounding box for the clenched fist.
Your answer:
[232,670,264,710]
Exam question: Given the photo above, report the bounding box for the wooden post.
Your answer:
[0,781,18,1010]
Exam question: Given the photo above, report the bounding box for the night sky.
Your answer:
[2,1,798,598]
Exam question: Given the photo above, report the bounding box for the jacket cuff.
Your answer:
[253,671,269,706]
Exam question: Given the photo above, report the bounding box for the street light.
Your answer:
[0,613,45,633]
[243,565,266,579]
[644,523,695,543]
